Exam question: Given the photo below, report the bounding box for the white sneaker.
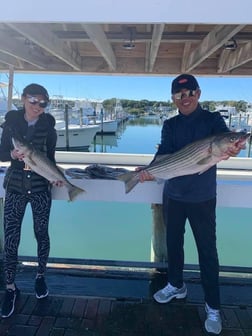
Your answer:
[205,303,222,335]
[153,282,187,303]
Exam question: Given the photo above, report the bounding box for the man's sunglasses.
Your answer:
[27,95,48,108]
[173,89,198,100]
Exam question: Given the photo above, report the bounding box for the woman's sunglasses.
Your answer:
[27,95,48,108]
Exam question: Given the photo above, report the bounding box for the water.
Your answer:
[90,116,163,155]
[19,116,252,268]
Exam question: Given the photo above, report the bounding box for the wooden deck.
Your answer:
[0,265,252,335]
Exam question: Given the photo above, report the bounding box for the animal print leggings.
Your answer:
[3,191,52,285]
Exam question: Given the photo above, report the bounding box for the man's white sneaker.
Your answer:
[205,303,222,335]
[153,282,187,303]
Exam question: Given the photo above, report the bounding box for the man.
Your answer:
[139,74,244,335]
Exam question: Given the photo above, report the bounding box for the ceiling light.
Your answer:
[224,38,238,50]
[122,42,135,50]
[122,27,136,50]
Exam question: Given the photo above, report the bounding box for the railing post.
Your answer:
[150,203,168,263]
[64,104,69,150]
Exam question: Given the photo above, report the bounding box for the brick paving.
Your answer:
[0,267,251,335]
[0,290,252,335]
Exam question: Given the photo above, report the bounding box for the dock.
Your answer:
[0,263,252,335]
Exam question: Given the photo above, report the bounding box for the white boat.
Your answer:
[228,114,251,132]
[0,86,18,135]
[0,82,18,117]
[55,121,101,150]
[88,118,118,134]
[96,119,118,134]
[0,99,17,115]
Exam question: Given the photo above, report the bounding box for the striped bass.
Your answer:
[12,137,86,201]
[117,131,250,194]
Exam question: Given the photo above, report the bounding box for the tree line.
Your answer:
[103,98,249,116]
[12,97,249,116]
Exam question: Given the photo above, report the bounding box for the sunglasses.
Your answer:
[27,95,48,108]
[173,89,198,100]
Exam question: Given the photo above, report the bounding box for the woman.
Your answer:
[0,83,60,318]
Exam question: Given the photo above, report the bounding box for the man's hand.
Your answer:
[135,166,155,182]
[223,141,246,159]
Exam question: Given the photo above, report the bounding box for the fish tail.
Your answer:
[117,171,140,193]
[68,184,86,201]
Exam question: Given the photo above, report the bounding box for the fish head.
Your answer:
[12,137,30,155]
[214,131,250,158]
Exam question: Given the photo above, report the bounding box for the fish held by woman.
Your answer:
[117,131,250,194]
[12,137,86,201]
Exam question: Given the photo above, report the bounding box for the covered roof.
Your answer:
[1,22,252,77]
[1,0,252,77]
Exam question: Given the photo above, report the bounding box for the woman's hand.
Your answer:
[51,180,64,187]
[10,149,25,161]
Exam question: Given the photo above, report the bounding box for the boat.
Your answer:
[0,84,18,136]
[88,113,118,134]
[55,120,101,150]
[48,95,79,122]
[94,119,118,134]
[87,101,120,134]
[0,82,17,116]
[215,105,252,132]
[88,118,118,134]
[228,114,251,132]
[87,116,118,134]
[0,98,17,115]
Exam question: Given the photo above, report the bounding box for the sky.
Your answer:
[1,72,252,103]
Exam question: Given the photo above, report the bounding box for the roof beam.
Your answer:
[7,23,82,71]
[147,24,165,72]
[81,24,116,71]
[181,25,195,73]
[218,41,252,73]
[145,24,152,72]
[54,30,252,43]
[0,29,46,69]
[184,25,245,72]
[0,51,22,68]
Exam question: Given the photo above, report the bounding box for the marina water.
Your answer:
[19,116,252,268]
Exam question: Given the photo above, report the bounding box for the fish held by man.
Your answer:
[12,137,86,201]
[117,131,250,194]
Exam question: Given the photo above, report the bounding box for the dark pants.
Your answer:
[3,191,52,285]
[163,194,220,309]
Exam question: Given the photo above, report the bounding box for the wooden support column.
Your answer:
[150,203,167,263]
[7,66,14,112]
